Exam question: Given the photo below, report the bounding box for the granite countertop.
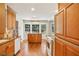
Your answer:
[46,34,55,43]
[0,40,9,45]
[0,37,16,46]
[46,34,55,40]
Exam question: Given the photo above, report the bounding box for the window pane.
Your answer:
[32,24,39,33]
[41,24,46,34]
[52,24,54,32]
[25,24,30,32]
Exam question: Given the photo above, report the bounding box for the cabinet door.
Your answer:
[0,44,7,56]
[55,37,65,56]
[37,34,41,43]
[7,6,16,30]
[12,13,16,29]
[0,4,6,37]
[6,40,14,56]
[55,10,64,35]
[7,6,13,29]
[28,34,33,43]
[65,41,79,56]
[66,4,79,39]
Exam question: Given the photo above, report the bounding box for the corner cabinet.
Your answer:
[54,3,79,56]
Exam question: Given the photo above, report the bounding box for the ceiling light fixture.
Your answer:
[31,8,35,11]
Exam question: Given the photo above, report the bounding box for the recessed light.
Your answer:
[31,8,35,11]
[32,16,36,18]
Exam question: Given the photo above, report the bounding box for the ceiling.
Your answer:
[7,3,57,20]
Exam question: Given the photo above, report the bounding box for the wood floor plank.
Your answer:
[17,40,47,56]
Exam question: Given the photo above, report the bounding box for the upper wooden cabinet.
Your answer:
[12,13,16,29]
[7,6,16,30]
[58,3,69,11]
[7,7,13,30]
[66,4,79,39]
[55,10,64,35]
[0,4,16,38]
[0,4,6,35]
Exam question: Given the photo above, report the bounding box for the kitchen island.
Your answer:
[28,33,42,43]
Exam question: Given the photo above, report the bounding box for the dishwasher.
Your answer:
[14,37,20,54]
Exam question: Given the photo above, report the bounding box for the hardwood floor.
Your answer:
[17,39,47,56]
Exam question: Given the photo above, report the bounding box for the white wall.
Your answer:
[18,20,24,40]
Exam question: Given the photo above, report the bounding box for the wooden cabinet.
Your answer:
[7,6,16,30]
[65,41,79,56]
[55,10,64,35]
[0,44,7,56]
[0,4,16,38]
[6,40,14,56]
[28,34,42,43]
[55,3,79,56]
[55,37,65,56]
[0,3,6,38]
[7,6,13,29]
[0,40,14,56]
[55,37,79,56]
[66,4,79,39]
[12,13,16,29]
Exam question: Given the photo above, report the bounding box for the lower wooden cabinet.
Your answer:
[55,37,65,56]
[65,41,79,56]
[0,44,7,56]
[0,40,14,56]
[55,37,79,56]
[6,40,14,56]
